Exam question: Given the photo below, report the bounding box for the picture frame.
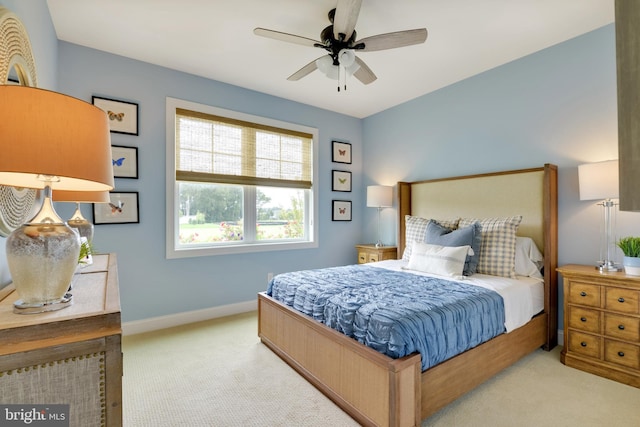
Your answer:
[93,192,139,225]
[111,145,138,179]
[332,200,352,221]
[332,170,352,192]
[332,141,352,164]
[92,96,139,135]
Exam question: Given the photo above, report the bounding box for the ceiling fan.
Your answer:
[254,0,428,91]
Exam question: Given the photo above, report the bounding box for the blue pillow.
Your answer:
[425,220,482,276]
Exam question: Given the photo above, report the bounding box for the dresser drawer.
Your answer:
[568,282,601,307]
[568,306,601,334]
[568,331,601,359]
[605,287,640,314]
[358,251,380,263]
[604,339,640,370]
[604,313,640,341]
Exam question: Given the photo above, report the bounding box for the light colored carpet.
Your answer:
[122,312,640,426]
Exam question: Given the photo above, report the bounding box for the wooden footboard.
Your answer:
[419,312,546,418]
[258,292,422,427]
[259,291,546,426]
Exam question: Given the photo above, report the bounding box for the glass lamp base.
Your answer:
[597,262,620,272]
[7,222,80,315]
[13,293,73,314]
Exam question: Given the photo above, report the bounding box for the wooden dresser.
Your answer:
[0,254,122,426]
[355,244,397,264]
[557,264,640,387]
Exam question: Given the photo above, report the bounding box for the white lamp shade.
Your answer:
[316,56,338,80]
[367,185,393,208]
[578,160,619,201]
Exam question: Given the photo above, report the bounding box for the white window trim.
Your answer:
[165,97,318,259]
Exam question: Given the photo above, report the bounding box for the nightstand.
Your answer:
[557,264,640,388]
[356,244,397,264]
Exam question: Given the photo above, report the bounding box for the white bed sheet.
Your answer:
[367,259,544,333]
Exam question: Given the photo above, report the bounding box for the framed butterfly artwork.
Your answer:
[93,192,139,225]
[92,96,139,135]
[111,145,138,179]
[332,141,352,164]
[332,200,352,221]
[332,170,352,192]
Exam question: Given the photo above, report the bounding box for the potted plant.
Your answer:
[617,236,640,275]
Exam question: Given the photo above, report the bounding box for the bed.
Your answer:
[258,164,558,427]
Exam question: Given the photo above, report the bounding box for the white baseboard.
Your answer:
[122,300,257,336]
[122,305,568,345]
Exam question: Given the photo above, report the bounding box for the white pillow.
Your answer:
[406,242,473,278]
[402,216,459,261]
[515,236,544,278]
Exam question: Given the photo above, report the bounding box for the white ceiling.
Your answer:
[46,0,614,119]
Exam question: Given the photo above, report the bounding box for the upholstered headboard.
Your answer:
[397,164,558,348]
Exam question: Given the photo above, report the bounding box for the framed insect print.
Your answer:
[92,96,139,135]
[332,141,352,164]
[111,145,138,179]
[332,170,351,192]
[93,192,139,225]
[332,200,352,221]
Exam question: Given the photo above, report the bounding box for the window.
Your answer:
[166,98,318,258]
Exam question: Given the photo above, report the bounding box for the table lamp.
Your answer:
[0,86,114,313]
[578,159,619,271]
[367,185,393,248]
[53,190,110,244]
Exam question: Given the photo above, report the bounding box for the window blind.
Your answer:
[176,108,312,189]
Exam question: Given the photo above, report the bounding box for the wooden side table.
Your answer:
[0,253,122,426]
[557,264,640,388]
[356,244,397,264]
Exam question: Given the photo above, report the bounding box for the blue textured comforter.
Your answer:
[267,264,505,371]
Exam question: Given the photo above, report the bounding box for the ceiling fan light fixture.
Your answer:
[338,49,356,67]
[316,55,338,80]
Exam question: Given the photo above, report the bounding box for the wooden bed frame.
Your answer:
[258,164,558,426]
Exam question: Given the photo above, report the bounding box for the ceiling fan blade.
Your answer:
[254,28,320,47]
[353,56,376,85]
[287,58,320,81]
[357,28,428,52]
[333,0,362,41]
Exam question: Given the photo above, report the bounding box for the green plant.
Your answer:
[617,236,640,257]
[78,240,94,264]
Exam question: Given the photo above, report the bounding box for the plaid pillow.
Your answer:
[402,215,459,261]
[459,216,522,278]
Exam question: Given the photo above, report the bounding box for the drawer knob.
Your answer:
[618,297,625,303]
[580,291,587,297]
[618,324,625,330]
[618,351,625,357]
[580,342,587,347]
[580,317,587,322]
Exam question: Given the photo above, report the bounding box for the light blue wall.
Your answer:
[0,0,57,286]
[362,24,640,327]
[56,42,364,322]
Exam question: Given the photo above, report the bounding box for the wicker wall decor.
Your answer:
[0,7,38,236]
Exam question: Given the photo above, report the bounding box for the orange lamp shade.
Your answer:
[0,85,114,191]
[52,190,111,203]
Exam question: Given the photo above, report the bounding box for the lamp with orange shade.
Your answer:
[53,190,110,244]
[0,85,114,313]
